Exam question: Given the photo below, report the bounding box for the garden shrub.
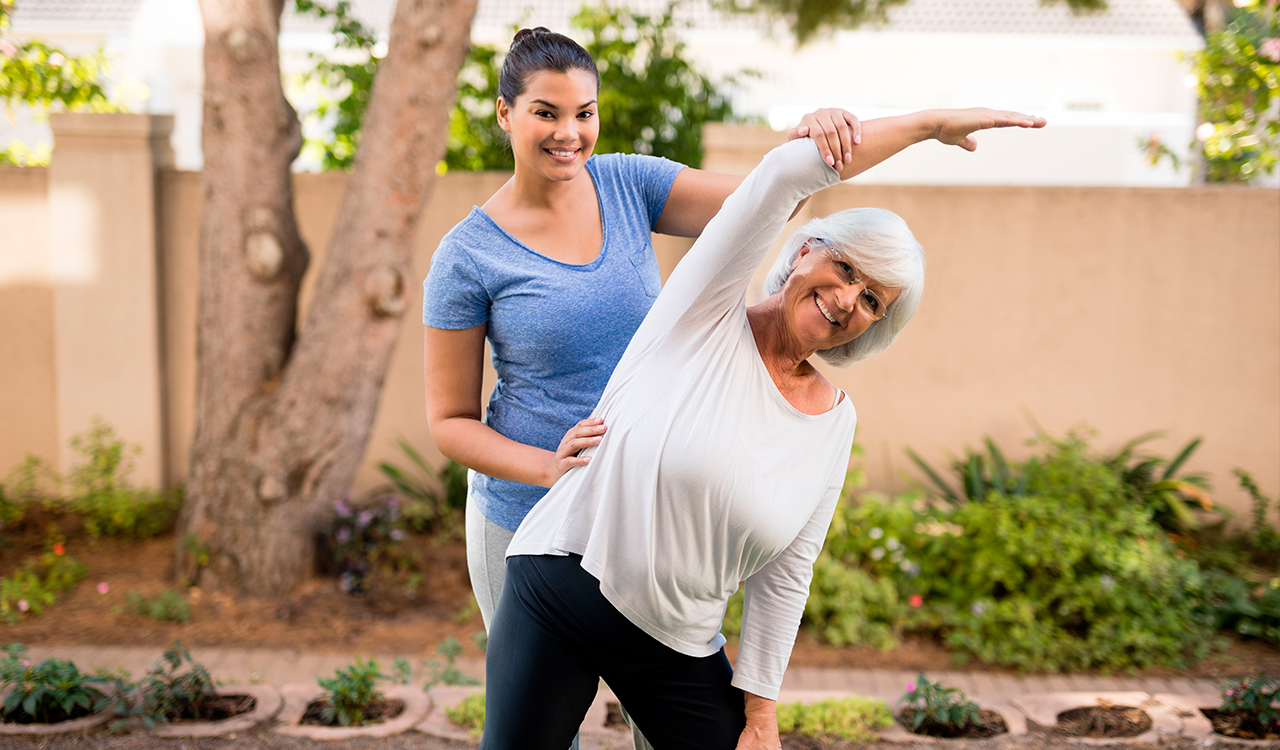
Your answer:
[0,542,87,624]
[0,643,107,724]
[898,674,982,733]
[316,658,386,727]
[103,642,216,731]
[61,420,180,538]
[444,692,485,738]
[775,695,893,741]
[807,432,1218,672]
[320,495,408,594]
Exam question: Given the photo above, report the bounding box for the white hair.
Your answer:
[763,207,925,367]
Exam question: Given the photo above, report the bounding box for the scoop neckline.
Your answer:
[743,315,850,421]
[471,158,609,271]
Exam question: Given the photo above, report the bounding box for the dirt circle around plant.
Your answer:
[897,707,1008,739]
[1201,708,1280,741]
[299,698,405,728]
[169,693,256,722]
[1052,704,1152,738]
[0,706,112,735]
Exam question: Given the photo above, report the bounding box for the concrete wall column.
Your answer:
[48,113,174,488]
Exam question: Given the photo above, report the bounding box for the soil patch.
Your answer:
[1202,708,1280,741]
[1051,704,1152,738]
[169,694,256,723]
[0,702,97,725]
[299,699,404,728]
[898,708,1008,738]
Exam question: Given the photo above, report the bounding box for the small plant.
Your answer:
[899,674,983,733]
[316,659,386,727]
[1236,469,1280,552]
[322,494,407,594]
[0,643,108,724]
[125,588,190,623]
[775,695,893,741]
[1106,432,1218,535]
[374,441,466,532]
[1220,674,1280,732]
[104,642,216,731]
[60,420,181,538]
[444,691,485,739]
[390,657,412,686]
[422,637,479,689]
[0,541,87,623]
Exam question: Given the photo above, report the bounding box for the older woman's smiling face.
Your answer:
[782,240,901,352]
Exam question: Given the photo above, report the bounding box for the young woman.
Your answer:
[422,28,859,628]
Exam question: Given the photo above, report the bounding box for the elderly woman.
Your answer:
[480,108,1045,750]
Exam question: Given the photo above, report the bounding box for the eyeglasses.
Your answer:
[813,239,890,321]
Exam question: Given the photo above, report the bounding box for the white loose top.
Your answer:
[507,139,857,700]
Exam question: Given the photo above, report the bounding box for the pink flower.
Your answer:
[0,41,17,58]
[21,660,30,668]
[47,52,65,68]
[906,682,915,692]
[97,582,110,595]
[1261,38,1280,63]
[16,599,29,612]
[909,594,924,608]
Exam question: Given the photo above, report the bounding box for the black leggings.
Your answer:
[480,554,746,750]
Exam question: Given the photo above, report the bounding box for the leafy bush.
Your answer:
[1220,673,1280,732]
[444,692,485,738]
[775,695,893,741]
[103,643,216,731]
[898,674,982,733]
[422,637,479,689]
[375,441,465,533]
[125,589,190,623]
[317,659,386,727]
[321,494,407,594]
[1236,469,1280,552]
[60,420,181,538]
[0,643,107,724]
[809,431,1218,672]
[0,542,87,624]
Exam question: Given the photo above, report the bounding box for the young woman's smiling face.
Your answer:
[497,69,600,183]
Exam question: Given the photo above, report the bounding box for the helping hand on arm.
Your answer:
[736,693,781,750]
[423,326,604,489]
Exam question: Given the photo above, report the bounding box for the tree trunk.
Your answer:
[178,0,477,595]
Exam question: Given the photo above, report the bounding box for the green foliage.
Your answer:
[390,656,411,685]
[1220,673,1280,730]
[712,0,1105,46]
[1147,1,1279,182]
[375,441,466,532]
[124,589,190,623]
[293,1,745,172]
[103,643,216,731]
[323,494,407,594]
[1104,433,1219,535]
[1201,572,1280,644]
[807,432,1220,672]
[905,436,1027,505]
[0,139,49,166]
[0,542,87,624]
[0,643,108,724]
[898,673,982,732]
[775,695,893,740]
[1236,468,1280,551]
[575,2,747,166]
[443,691,485,738]
[423,637,479,689]
[316,658,386,727]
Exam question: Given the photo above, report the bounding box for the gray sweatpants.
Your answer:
[465,492,654,750]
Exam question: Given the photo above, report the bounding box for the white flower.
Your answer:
[870,546,885,561]
[869,527,884,540]
[886,537,900,551]
[47,52,65,68]
[1100,574,1115,591]
[971,601,988,617]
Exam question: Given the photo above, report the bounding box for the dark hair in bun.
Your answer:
[499,27,599,104]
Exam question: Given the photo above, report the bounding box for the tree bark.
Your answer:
[178,0,477,595]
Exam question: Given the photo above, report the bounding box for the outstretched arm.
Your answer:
[834,108,1046,181]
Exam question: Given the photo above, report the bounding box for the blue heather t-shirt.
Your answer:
[422,152,685,531]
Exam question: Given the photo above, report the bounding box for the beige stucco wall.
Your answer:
[0,167,58,474]
[5,123,1278,520]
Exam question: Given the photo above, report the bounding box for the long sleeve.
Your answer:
[732,477,845,700]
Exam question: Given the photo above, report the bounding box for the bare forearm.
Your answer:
[431,417,555,488]
[835,110,939,181]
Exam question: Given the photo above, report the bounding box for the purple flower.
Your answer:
[335,527,352,544]
[334,499,353,517]
[390,529,405,541]
[357,510,375,528]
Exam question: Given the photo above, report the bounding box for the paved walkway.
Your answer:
[23,644,1222,699]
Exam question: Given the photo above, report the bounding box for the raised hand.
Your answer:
[932,108,1047,152]
[788,108,862,170]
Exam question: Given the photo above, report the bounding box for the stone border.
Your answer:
[148,684,283,738]
[1008,691,1193,745]
[0,708,112,735]
[416,685,483,743]
[879,694,1024,744]
[1156,692,1280,746]
[273,684,430,740]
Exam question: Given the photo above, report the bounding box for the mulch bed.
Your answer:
[898,708,1008,738]
[1052,704,1152,738]
[1201,708,1280,741]
[299,699,404,728]
[169,694,257,722]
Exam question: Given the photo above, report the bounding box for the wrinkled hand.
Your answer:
[787,108,862,170]
[549,417,605,483]
[734,718,780,750]
[932,108,1046,151]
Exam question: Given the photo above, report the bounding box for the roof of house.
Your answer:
[7,0,1199,39]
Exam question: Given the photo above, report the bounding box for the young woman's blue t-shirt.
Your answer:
[422,152,685,531]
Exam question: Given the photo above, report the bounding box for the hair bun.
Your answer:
[512,26,553,44]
